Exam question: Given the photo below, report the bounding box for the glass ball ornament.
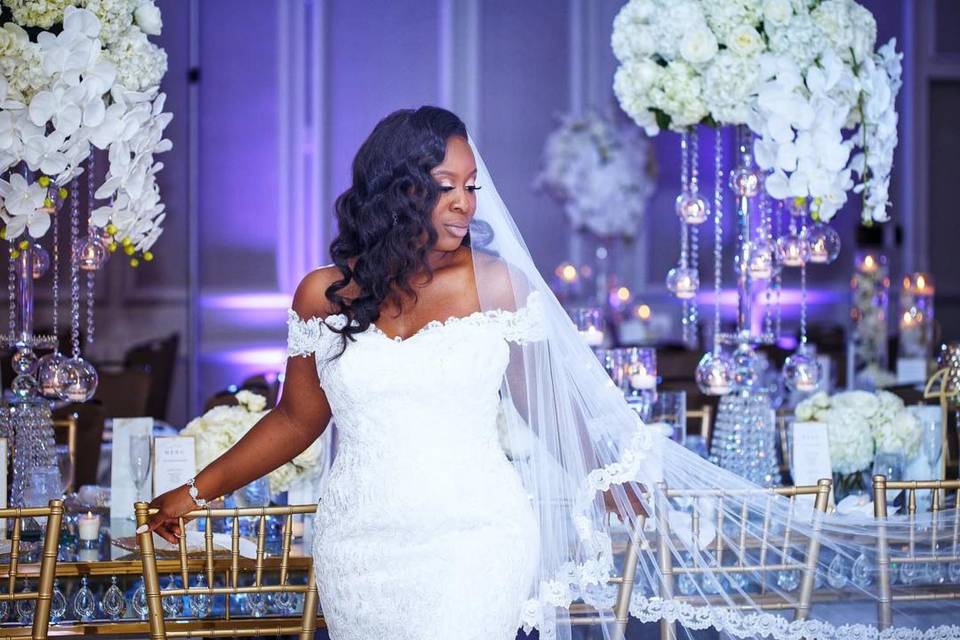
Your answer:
[695,351,735,396]
[729,165,763,198]
[36,351,68,399]
[666,266,699,300]
[807,223,841,264]
[776,233,811,267]
[675,192,709,225]
[731,343,760,391]
[57,357,99,402]
[783,345,822,393]
[11,374,37,399]
[745,239,775,280]
[31,244,50,279]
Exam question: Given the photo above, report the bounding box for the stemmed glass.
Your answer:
[55,445,74,496]
[129,435,154,518]
[234,477,270,536]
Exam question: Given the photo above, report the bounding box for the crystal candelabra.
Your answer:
[2,160,107,506]
[662,125,841,485]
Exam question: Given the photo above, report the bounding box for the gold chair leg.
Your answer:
[299,574,319,640]
[796,479,832,621]
[873,477,892,630]
[612,516,644,640]
[136,501,167,640]
[32,499,63,640]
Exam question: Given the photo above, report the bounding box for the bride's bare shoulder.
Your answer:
[469,248,533,311]
[292,264,344,319]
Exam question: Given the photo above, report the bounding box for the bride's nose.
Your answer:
[450,189,470,214]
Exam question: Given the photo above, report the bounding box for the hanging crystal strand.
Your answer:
[712,128,723,352]
[800,260,808,348]
[8,249,15,341]
[85,156,95,346]
[773,200,783,339]
[761,193,774,339]
[70,181,81,360]
[686,131,701,347]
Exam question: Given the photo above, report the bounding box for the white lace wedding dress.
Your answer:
[287,293,545,640]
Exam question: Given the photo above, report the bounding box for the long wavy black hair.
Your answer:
[325,106,470,351]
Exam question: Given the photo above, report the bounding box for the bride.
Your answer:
[141,106,960,640]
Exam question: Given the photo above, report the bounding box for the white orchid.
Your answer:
[0,173,51,239]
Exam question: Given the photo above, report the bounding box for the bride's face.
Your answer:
[429,135,478,253]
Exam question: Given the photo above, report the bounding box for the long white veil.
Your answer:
[467,137,960,640]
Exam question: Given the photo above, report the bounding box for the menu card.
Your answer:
[110,417,154,519]
[153,436,196,497]
[791,421,833,508]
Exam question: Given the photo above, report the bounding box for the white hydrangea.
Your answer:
[767,11,823,69]
[2,0,78,28]
[649,60,707,128]
[822,408,875,474]
[81,0,135,46]
[610,0,657,63]
[703,50,760,124]
[652,0,706,61]
[613,59,661,135]
[0,24,46,104]
[701,0,763,46]
[812,0,876,65]
[103,25,167,91]
[872,409,921,458]
[762,0,793,27]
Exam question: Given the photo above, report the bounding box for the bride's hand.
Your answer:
[136,485,197,544]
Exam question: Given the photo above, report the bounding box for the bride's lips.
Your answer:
[443,223,469,238]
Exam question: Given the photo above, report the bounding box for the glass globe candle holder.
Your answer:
[777,233,811,267]
[57,357,99,402]
[36,352,69,399]
[75,236,108,272]
[783,345,822,392]
[31,244,50,279]
[666,266,699,300]
[729,165,763,198]
[746,239,775,280]
[675,192,709,225]
[571,307,605,347]
[807,223,841,264]
[731,343,761,391]
[625,347,657,392]
[696,351,735,396]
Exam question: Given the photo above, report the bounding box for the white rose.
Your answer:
[679,26,719,65]
[763,0,792,27]
[134,1,163,35]
[728,25,764,57]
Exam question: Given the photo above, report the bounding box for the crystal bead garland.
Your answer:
[57,179,98,403]
[685,131,701,346]
[37,182,66,399]
[695,128,734,395]
[667,129,701,326]
[85,157,98,346]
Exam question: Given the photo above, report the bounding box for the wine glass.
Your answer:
[129,435,153,514]
[234,477,270,536]
[873,451,906,505]
[55,445,74,496]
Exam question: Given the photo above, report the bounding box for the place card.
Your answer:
[153,436,196,497]
[791,421,833,508]
[110,417,154,520]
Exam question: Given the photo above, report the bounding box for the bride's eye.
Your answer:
[467,185,482,192]
[439,186,455,192]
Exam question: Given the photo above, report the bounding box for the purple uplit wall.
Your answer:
[135,0,958,421]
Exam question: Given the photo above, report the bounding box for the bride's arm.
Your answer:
[141,269,337,542]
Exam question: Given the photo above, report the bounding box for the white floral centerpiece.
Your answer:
[535,111,656,238]
[182,390,324,497]
[0,0,171,262]
[612,0,901,224]
[796,389,921,498]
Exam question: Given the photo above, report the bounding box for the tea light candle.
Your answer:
[291,516,305,538]
[78,512,100,541]
[630,369,657,390]
[580,326,604,347]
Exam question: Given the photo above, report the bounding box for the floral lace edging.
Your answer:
[629,596,960,640]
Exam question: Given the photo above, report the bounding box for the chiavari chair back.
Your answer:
[872,476,960,629]
[687,405,712,447]
[135,501,319,639]
[0,499,64,639]
[655,479,832,640]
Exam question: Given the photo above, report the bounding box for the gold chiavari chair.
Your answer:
[52,416,77,490]
[0,499,64,639]
[135,502,319,639]
[654,480,832,640]
[872,476,960,629]
[687,405,712,446]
